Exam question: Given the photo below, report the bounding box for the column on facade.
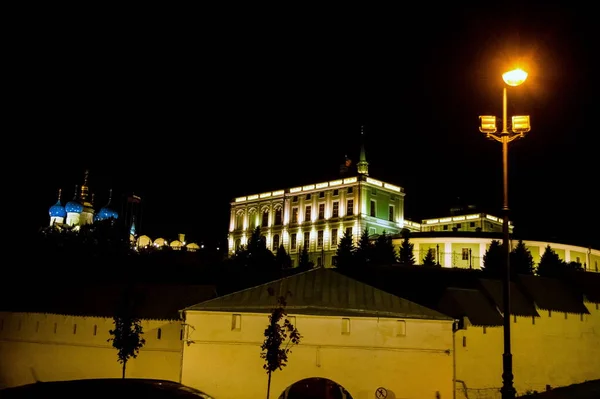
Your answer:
[564,248,571,263]
[444,242,452,268]
[229,208,235,232]
[413,243,420,263]
[282,196,290,252]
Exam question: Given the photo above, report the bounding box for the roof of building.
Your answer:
[438,287,504,327]
[336,265,596,326]
[0,282,217,320]
[566,270,600,303]
[184,268,453,321]
[478,278,540,317]
[517,274,591,314]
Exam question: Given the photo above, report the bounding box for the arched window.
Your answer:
[274,207,283,225]
[262,210,269,227]
[235,239,242,252]
[272,234,280,251]
[248,209,257,230]
[235,211,244,230]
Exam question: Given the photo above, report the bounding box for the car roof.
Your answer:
[0,379,214,398]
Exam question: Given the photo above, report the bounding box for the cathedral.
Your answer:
[47,170,199,252]
[48,170,120,229]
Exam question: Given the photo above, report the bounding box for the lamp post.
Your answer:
[479,68,530,399]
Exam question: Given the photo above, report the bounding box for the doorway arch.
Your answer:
[278,377,354,399]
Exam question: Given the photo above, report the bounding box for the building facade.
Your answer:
[0,283,215,390]
[227,138,517,268]
[227,144,407,267]
[399,234,600,272]
[0,312,184,389]
[1,269,598,397]
[180,268,455,399]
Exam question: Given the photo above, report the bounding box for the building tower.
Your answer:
[122,194,142,240]
[48,189,66,226]
[94,188,119,222]
[227,126,406,267]
[78,169,95,225]
[65,185,83,226]
[356,126,369,176]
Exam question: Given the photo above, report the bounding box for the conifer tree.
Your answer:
[510,240,535,275]
[354,227,372,267]
[335,229,355,269]
[398,229,415,266]
[482,240,504,277]
[422,248,438,267]
[373,231,397,265]
[298,244,313,270]
[275,244,292,270]
[536,245,567,278]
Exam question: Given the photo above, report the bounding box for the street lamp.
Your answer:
[479,68,530,399]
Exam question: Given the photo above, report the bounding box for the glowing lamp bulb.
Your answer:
[502,68,528,86]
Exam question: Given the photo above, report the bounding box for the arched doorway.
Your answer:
[278,377,354,399]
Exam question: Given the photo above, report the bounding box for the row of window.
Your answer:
[231,314,408,336]
[259,226,355,252]
[292,187,352,203]
[235,200,397,230]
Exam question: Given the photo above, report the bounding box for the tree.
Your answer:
[372,231,397,266]
[510,240,535,275]
[422,248,438,267]
[107,288,146,378]
[335,229,355,269]
[536,245,567,278]
[354,227,372,267]
[275,244,292,270]
[234,226,276,270]
[482,240,504,277]
[566,261,584,272]
[260,287,302,399]
[298,244,314,271]
[398,229,415,266]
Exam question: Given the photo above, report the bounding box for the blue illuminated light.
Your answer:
[49,200,67,218]
[65,200,83,213]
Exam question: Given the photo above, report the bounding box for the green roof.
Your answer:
[184,268,453,321]
[438,287,504,327]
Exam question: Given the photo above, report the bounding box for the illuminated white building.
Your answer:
[226,132,600,271]
[228,137,407,267]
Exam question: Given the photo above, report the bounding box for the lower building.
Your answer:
[396,232,600,272]
[180,268,455,399]
[1,268,598,398]
[0,283,215,390]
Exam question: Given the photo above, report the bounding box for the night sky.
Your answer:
[16,5,597,249]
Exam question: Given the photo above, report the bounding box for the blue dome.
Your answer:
[94,207,119,222]
[49,201,66,218]
[65,200,83,213]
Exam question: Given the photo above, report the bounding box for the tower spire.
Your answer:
[357,125,369,176]
[105,188,113,207]
[80,169,90,202]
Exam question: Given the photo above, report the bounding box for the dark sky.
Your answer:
[15,5,598,248]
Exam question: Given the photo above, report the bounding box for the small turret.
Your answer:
[357,126,369,176]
